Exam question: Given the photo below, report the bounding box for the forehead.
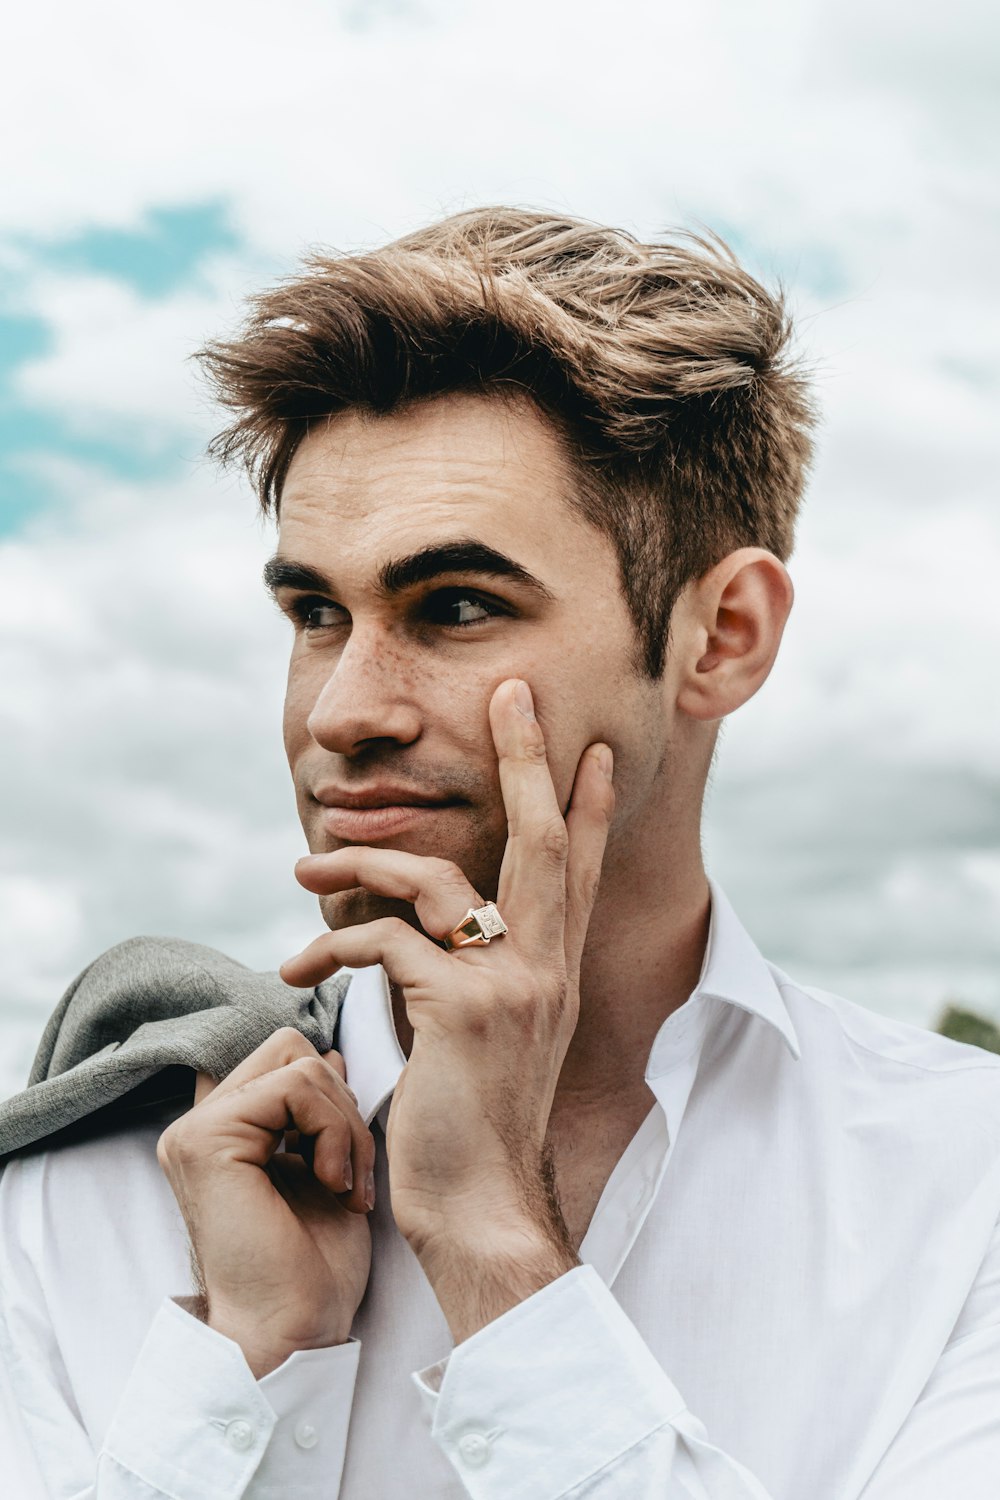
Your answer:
[277,391,582,567]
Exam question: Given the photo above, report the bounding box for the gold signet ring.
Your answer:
[442,902,509,951]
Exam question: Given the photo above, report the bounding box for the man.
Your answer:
[1,208,998,1498]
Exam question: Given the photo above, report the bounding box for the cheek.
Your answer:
[534,659,662,810]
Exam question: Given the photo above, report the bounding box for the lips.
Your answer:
[312,784,455,810]
[311,784,460,843]
[320,805,456,840]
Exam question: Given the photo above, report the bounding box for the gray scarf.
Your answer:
[0,935,351,1162]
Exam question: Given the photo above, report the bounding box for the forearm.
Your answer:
[416,1218,580,1346]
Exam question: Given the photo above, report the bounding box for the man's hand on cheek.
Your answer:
[280,677,615,1342]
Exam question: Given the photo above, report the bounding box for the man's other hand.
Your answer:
[156,1031,375,1377]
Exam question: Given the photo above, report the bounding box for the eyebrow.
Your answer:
[262,540,555,602]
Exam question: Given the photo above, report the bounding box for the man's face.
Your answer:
[273,391,669,932]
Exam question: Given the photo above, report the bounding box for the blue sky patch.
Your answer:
[0,314,51,376]
[0,202,241,534]
[29,200,240,298]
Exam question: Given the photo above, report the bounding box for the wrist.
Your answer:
[205,1301,352,1379]
[413,1217,580,1345]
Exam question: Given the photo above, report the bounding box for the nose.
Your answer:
[304,625,422,756]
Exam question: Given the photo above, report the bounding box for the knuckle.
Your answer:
[462,1004,492,1042]
[155,1128,174,1169]
[157,1121,195,1169]
[432,857,466,888]
[460,985,496,1040]
[272,1025,302,1043]
[289,1054,330,1085]
[267,1026,313,1059]
[518,963,566,1012]
[539,816,570,864]
[520,730,549,764]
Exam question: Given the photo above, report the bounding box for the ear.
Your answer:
[674,548,794,722]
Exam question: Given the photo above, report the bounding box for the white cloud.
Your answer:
[10,271,224,446]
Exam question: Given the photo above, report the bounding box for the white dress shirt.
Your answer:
[2,877,999,1498]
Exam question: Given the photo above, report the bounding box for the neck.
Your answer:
[551,724,715,1114]
[554,852,711,1118]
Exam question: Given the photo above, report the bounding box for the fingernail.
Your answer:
[598,746,614,780]
[513,680,535,719]
[364,1171,376,1210]
[343,1157,353,1190]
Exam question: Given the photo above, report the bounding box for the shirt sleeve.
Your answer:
[854,1202,1000,1499]
[411,1265,775,1499]
[411,1253,1000,1500]
[0,1156,360,1500]
[101,1298,361,1500]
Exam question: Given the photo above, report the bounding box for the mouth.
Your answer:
[318,803,460,841]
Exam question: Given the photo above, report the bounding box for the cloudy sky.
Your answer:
[1,0,997,1102]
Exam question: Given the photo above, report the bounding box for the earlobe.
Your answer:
[675,549,793,723]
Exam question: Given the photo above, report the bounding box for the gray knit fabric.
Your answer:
[0,935,351,1162]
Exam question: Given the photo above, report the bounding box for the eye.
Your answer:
[423,589,510,628]
[280,587,511,635]
[286,595,347,631]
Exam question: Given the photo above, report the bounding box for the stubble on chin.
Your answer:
[314,811,507,939]
[319,888,421,933]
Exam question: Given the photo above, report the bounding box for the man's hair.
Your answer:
[198,207,816,676]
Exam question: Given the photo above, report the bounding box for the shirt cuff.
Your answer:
[102,1296,359,1500]
[252,1337,360,1498]
[411,1264,688,1500]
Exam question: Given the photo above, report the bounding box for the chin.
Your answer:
[320,889,420,933]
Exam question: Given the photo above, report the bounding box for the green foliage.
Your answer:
[935,1005,1000,1055]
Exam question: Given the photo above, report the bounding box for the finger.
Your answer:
[489,678,569,952]
[205,1032,362,1188]
[284,1052,356,1160]
[200,1056,375,1215]
[208,1028,353,1109]
[292,847,481,942]
[320,1048,358,1105]
[280,916,453,991]
[563,743,615,969]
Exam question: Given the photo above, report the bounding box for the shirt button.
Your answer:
[294,1421,319,1450]
[225,1418,256,1451]
[458,1431,491,1466]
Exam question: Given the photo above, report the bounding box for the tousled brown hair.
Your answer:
[198,207,816,676]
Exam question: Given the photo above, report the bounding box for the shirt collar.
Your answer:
[702,876,800,1060]
[645,875,801,1075]
[336,875,801,1123]
[334,962,407,1127]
